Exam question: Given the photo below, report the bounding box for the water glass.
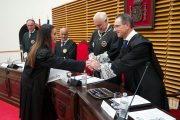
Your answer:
[111,92,122,109]
[81,73,87,88]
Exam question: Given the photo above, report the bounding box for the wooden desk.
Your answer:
[0,66,22,108]
[48,80,78,120]
[77,81,180,120]
[0,65,79,120]
[0,66,179,120]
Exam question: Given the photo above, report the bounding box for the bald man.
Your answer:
[54,28,77,60]
[88,12,123,81]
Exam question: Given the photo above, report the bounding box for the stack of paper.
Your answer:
[112,95,152,108]
[71,75,105,84]
[129,108,175,120]
[1,63,8,67]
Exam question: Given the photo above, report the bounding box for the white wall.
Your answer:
[0,0,75,51]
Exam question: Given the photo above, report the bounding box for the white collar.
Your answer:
[29,29,35,34]
[125,30,137,44]
[98,24,110,34]
[61,38,69,44]
[105,24,110,33]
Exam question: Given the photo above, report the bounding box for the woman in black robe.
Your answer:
[20,24,86,120]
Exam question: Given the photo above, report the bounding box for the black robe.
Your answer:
[111,33,169,112]
[88,25,123,61]
[54,39,77,60]
[88,25,123,81]
[22,30,38,53]
[20,45,85,120]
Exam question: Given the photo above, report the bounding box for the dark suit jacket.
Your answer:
[111,33,169,112]
[54,39,77,60]
[22,30,38,53]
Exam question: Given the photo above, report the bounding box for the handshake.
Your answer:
[86,55,100,72]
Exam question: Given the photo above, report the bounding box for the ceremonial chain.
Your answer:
[98,27,112,40]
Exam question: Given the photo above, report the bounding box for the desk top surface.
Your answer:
[76,81,179,120]
[0,65,179,120]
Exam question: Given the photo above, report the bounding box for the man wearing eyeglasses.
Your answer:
[88,12,123,83]
[87,13,169,112]
[54,27,77,60]
[22,19,38,58]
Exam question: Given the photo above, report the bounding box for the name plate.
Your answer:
[48,68,68,83]
[101,100,116,119]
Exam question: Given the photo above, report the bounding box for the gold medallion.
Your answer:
[31,40,35,44]
[63,49,67,53]
[92,42,94,47]
[101,41,107,47]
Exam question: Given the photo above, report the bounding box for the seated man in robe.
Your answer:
[87,13,169,112]
[54,28,77,59]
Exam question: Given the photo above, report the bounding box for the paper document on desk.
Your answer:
[71,75,91,80]
[87,77,104,84]
[71,75,104,84]
[113,95,151,107]
[129,108,175,120]
[48,68,68,83]
[1,63,8,67]
[16,62,25,69]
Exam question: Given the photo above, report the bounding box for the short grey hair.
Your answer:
[93,12,108,23]
[26,19,35,25]
[60,27,68,34]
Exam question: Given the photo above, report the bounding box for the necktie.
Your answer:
[29,33,32,38]
[124,40,128,49]
[62,42,65,46]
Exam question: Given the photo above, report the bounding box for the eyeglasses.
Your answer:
[114,22,127,29]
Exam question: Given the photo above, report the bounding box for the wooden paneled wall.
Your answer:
[52,0,180,100]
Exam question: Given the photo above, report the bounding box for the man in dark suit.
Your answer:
[54,28,77,60]
[22,19,38,58]
[87,13,169,112]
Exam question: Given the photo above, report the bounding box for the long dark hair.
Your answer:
[27,24,55,68]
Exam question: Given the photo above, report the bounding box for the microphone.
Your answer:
[7,59,22,69]
[69,71,82,86]
[117,62,151,120]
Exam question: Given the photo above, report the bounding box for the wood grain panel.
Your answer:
[52,0,180,101]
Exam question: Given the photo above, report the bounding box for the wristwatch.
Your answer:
[98,65,101,71]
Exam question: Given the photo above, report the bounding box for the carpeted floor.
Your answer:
[0,100,20,120]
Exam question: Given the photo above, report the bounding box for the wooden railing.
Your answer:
[0,50,23,63]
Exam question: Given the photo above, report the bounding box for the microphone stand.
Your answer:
[117,62,151,120]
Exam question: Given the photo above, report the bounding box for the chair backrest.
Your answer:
[76,41,93,75]
[167,91,180,109]
[52,43,56,51]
